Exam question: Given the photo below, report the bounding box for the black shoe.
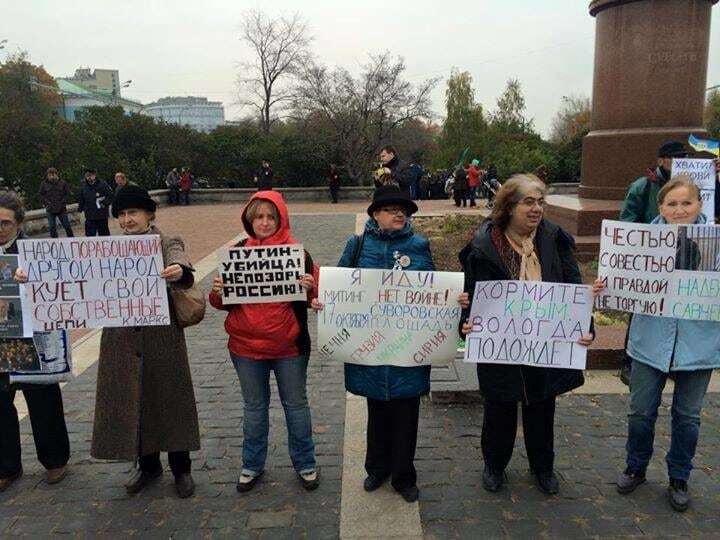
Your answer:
[0,468,22,492]
[668,478,690,512]
[482,465,504,493]
[619,364,632,386]
[125,468,162,495]
[298,470,320,491]
[534,470,559,495]
[616,468,646,494]
[174,473,195,499]
[397,485,419,503]
[236,471,263,493]
[363,474,388,492]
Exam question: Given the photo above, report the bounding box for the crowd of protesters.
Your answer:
[1,142,720,516]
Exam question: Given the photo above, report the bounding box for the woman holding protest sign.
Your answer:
[459,174,594,496]
[593,176,720,512]
[88,185,200,498]
[0,192,70,492]
[209,190,320,493]
[312,184,470,503]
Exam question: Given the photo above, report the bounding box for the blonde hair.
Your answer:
[657,175,701,205]
[490,173,547,229]
[244,199,279,223]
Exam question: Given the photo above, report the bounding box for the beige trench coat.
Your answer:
[91,226,200,461]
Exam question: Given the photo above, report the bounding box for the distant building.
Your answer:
[143,96,225,133]
[57,68,122,97]
[54,79,143,121]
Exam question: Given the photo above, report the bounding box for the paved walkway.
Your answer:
[2,202,720,538]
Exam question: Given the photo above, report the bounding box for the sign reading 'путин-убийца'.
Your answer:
[463,280,593,370]
[18,235,170,331]
[317,267,464,367]
[597,220,720,321]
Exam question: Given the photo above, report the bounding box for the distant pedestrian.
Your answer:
[166,168,180,205]
[378,145,414,198]
[113,172,135,194]
[38,167,74,238]
[453,167,469,207]
[467,160,482,208]
[77,169,113,237]
[329,164,341,204]
[254,160,274,191]
[179,168,192,206]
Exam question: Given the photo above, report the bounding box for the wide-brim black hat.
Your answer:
[111,185,157,218]
[658,141,688,158]
[367,184,418,217]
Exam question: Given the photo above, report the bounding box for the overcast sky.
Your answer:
[4,0,720,136]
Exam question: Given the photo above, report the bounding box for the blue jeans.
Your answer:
[231,354,316,476]
[626,359,712,481]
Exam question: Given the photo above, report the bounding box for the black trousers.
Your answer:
[481,397,556,474]
[365,397,420,490]
[139,451,191,478]
[330,186,340,203]
[0,383,70,478]
[85,218,110,237]
[453,190,468,207]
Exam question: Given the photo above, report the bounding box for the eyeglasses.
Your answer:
[0,220,17,229]
[518,197,546,209]
[380,207,407,216]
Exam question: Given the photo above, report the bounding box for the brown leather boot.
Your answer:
[46,466,67,485]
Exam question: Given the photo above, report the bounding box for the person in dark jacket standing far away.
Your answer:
[378,145,414,198]
[1,192,70,492]
[39,167,74,238]
[459,174,595,496]
[87,185,200,499]
[328,164,341,203]
[313,185,469,503]
[209,190,320,493]
[77,168,113,236]
[254,160,274,191]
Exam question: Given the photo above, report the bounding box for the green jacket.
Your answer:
[618,167,667,224]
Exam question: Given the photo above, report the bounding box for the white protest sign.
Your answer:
[18,235,170,331]
[317,267,464,367]
[672,158,716,221]
[218,244,305,304]
[463,280,592,370]
[597,220,720,321]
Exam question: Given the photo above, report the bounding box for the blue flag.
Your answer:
[689,134,720,157]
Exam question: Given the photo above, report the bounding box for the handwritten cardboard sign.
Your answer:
[18,235,170,331]
[317,267,464,367]
[217,244,306,304]
[463,280,592,370]
[597,220,720,321]
[672,158,716,221]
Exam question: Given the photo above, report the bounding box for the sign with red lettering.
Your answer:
[597,220,720,321]
[463,280,593,370]
[17,235,171,330]
[317,267,464,366]
[672,158,716,221]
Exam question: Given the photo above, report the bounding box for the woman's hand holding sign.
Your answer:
[160,264,183,283]
[299,274,315,291]
[14,268,27,284]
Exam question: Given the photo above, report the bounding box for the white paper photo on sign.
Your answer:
[463,280,593,370]
[18,235,171,331]
[672,158,716,222]
[218,244,306,304]
[317,267,464,367]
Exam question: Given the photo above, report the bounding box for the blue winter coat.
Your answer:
[338,218,434,401]
[627,213,720,372]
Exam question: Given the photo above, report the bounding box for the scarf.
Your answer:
[504,228,541,282]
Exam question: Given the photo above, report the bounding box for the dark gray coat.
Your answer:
[91,227,200,460]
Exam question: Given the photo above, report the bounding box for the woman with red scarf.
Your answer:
[209,191,320,493]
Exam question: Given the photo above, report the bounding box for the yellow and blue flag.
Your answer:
[689,134,720,157]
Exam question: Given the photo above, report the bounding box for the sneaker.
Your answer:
[397,485,419,503]
[616,468,646,494]
[363,474,389,492]
[668,478,690,512]
[236,471,263,493]
[534,470,559,495]
[298,470,320,491]
[482,465,504,493]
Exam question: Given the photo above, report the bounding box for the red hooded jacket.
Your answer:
[209,191,318,360]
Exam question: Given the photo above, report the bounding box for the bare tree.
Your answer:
[293,52,438,184]
[549,95,591,144]
[237,11,312,133]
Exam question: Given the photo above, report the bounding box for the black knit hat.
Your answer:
[658,141,688,158]
[111,185,157,218]
[367,184,418,217]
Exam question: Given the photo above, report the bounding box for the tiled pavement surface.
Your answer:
[3,203,720,538]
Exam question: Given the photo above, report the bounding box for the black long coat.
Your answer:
[459,219,586,403]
